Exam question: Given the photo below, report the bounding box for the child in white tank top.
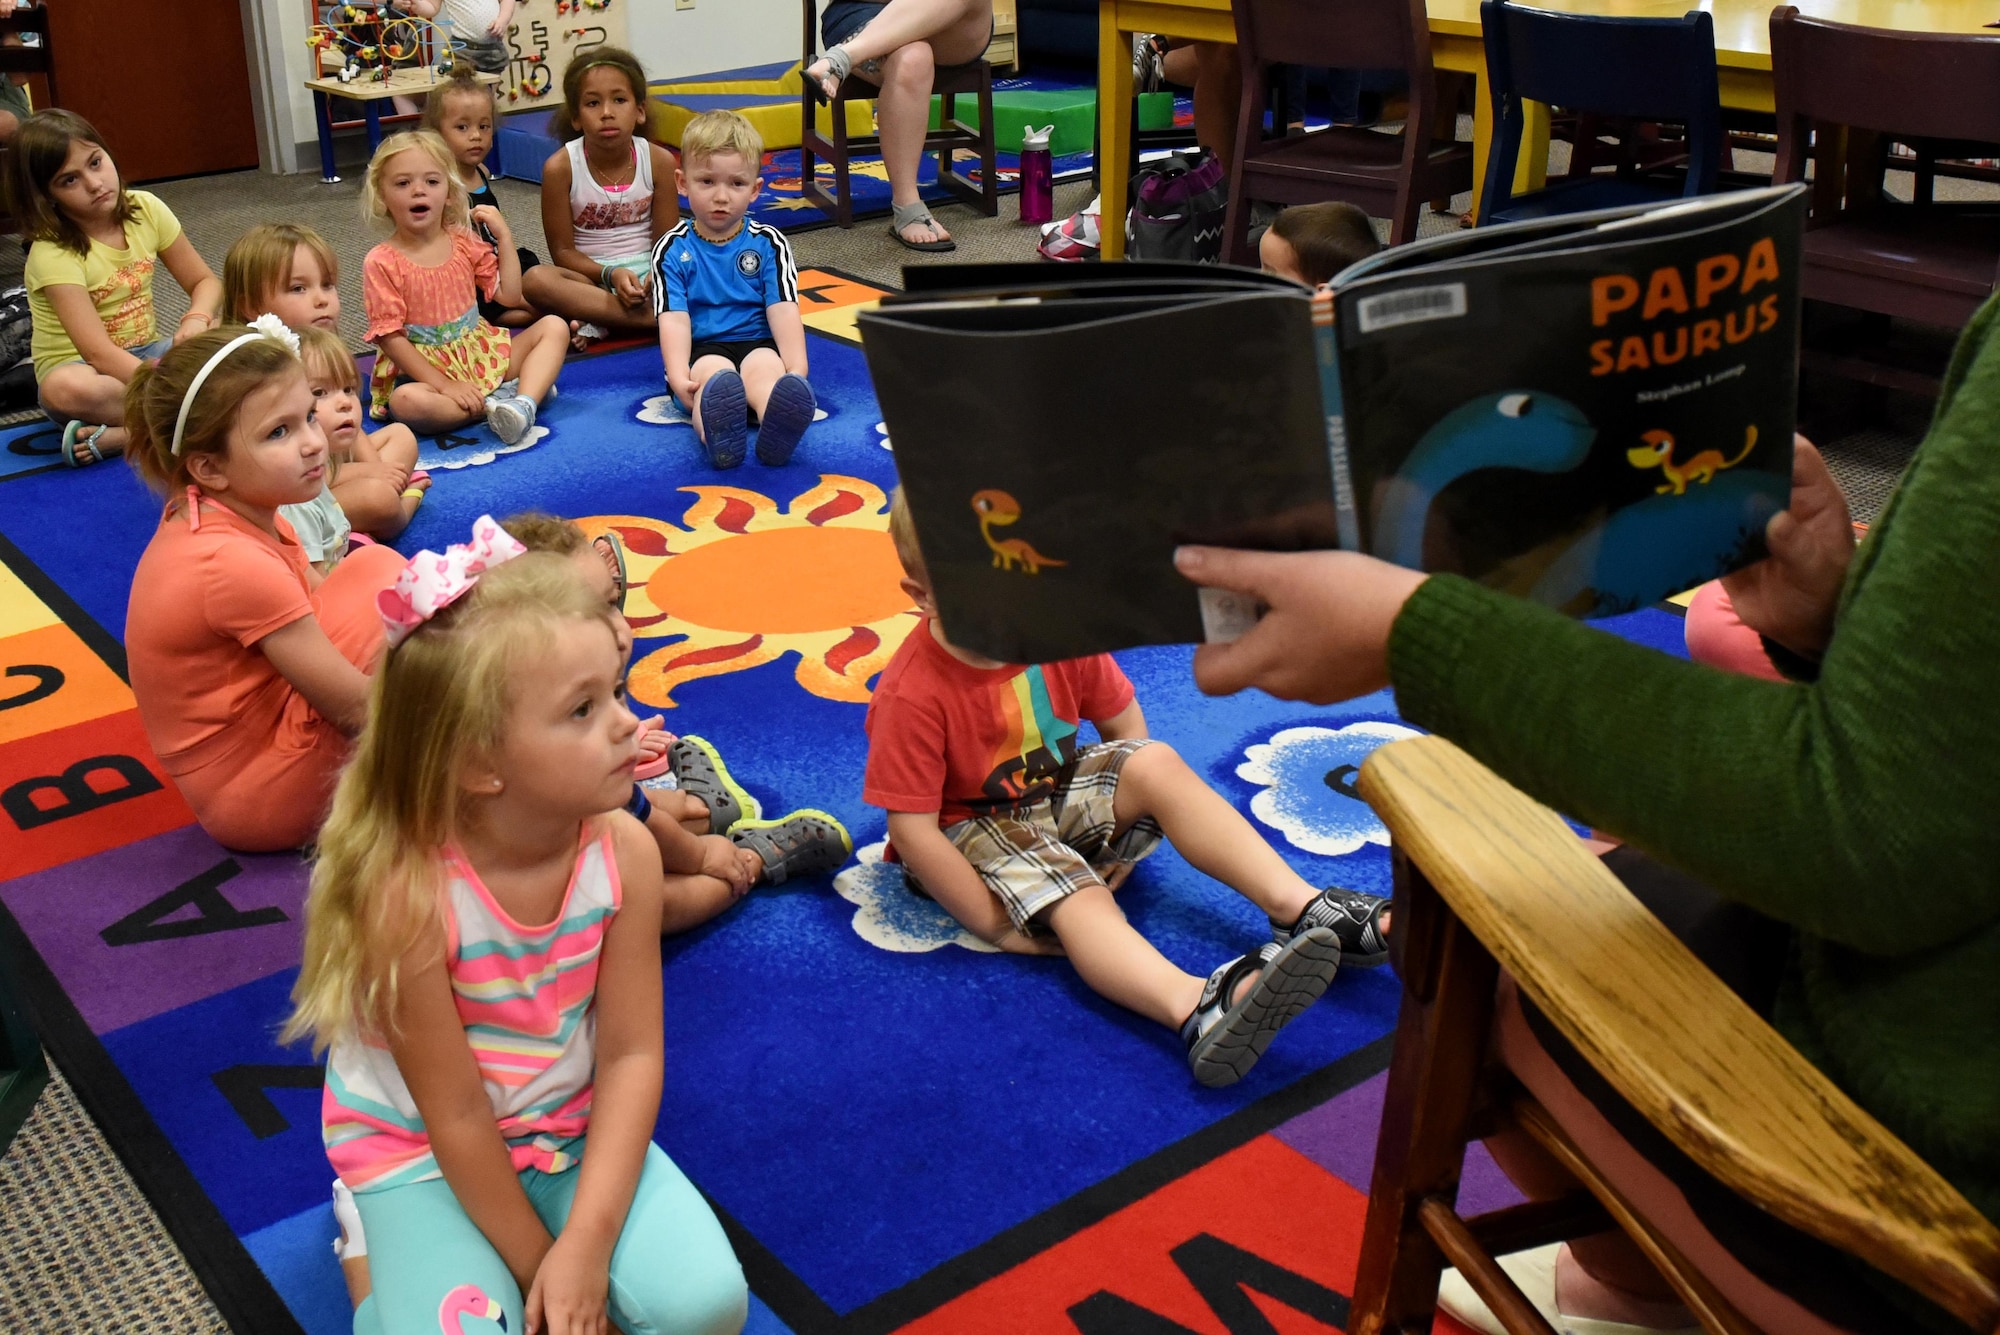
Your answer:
[520,48,681,341]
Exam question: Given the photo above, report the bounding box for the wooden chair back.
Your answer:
[1770,6,2000,156]
[1347,736,2000,1335]
[1233,0,1436,111]
[1224,0,1470,252]
[1478,0,1722,222]
[0,2,53,82]
[1768,6,2000,385]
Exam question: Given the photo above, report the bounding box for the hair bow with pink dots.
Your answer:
[376,515,527,648]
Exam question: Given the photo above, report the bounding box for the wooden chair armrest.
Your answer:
[1358,735,2000,1330]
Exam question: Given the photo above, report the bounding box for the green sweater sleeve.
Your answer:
[1387,299,2000,958]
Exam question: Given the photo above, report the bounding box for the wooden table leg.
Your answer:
[364,99,384,154]
[1097,3,1136,261]
[313,90,341,184]
[1468,55,1493,220]
[1520,99,1550,192]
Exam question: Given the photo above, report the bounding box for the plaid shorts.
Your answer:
[940,739,1164,932]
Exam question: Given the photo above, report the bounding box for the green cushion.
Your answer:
[929,87,1096,156]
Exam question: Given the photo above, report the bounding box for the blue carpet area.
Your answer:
[0,330,1691,1332]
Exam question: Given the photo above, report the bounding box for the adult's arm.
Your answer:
[1384,307,2000,955]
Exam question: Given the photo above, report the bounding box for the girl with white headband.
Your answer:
[122,319,406,853]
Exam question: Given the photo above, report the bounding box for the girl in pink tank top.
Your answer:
[285,525,746,1335]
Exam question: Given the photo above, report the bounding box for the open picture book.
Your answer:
[859,185,1806,665]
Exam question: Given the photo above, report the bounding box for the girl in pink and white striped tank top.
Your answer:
[285,533,745,1335]
[321,825,621,1191]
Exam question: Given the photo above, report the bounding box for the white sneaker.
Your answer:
[1437,1243,1698,1335]
[486,393,530,444]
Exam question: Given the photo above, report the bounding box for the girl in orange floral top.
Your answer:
[360,131,568,446]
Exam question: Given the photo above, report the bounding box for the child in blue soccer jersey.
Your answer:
[652,110,813,469]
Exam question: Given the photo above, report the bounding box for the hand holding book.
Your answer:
[1717,438,1854,661]
[1175,546,1429,704]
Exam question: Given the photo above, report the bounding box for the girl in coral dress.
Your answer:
[360,130,568,446]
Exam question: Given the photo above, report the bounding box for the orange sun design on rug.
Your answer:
[577,476,918,709]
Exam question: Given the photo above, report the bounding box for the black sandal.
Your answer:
[1270,886,1391,966]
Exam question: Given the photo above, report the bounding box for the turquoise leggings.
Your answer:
[351,1141,747,1335]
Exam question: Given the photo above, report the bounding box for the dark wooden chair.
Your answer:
[1221,0,1472,258]
[1771,6,2000,394]
[797,0,998,229]
[0,953,48,1155]
[1477,0,1722,225]
[1346,736,2000,1335]
[0,1,53,99]
[0,2,54,236]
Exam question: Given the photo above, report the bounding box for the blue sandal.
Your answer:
[755,374,816,466]
[697,371,748,469]
[61,422,113,467]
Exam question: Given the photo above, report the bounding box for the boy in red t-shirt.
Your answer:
[864,490,1390,1088]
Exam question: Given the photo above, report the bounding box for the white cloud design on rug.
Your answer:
[833,840,996,954]
[637,394,829,427]
[415,424,549,472]
[1237,721,1421,857]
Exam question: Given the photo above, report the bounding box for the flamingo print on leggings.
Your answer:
[438,1284,506,1332]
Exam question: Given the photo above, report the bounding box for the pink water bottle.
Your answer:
[1020,123,1054,226]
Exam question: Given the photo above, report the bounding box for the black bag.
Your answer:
[1126,151,1229,264]
[0,287,36,413]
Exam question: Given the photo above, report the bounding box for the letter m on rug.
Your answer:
[1066,1233,1351,1334]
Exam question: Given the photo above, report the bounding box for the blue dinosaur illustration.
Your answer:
[1371,391,1786,615]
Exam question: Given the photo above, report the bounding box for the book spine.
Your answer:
[1314,289,1361,551]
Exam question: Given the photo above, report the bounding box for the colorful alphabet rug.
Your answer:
[0,268,1691,1334]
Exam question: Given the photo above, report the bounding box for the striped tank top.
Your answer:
[320,823,622,1192]
[566,137,655,263]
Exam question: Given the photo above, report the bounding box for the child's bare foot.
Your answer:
[61,422,125,466]
[398,471,431,522]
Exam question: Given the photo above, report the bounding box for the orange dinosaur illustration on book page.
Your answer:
[972,489,1067,574]
[1627,425,1759,495]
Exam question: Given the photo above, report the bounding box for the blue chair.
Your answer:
[1477,0,1723,225]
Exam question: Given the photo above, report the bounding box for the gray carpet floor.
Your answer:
[0,150,1960,1329]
